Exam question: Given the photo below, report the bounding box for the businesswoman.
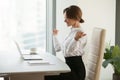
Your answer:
[45,5,87,80]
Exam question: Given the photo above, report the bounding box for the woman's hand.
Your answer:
[74,31,86,41]
[53,29,59,36]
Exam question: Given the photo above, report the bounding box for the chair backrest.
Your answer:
[86,27,106,80]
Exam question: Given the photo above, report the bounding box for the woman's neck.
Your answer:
[72,21,80,28]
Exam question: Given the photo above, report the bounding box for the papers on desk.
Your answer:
[27,60,54,65]
[22,55,43,60]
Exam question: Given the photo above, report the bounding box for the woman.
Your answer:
[46,5,87,80]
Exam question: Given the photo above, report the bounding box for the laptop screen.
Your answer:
[14,41,43,60]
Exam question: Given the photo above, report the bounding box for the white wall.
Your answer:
[56,0,115,80]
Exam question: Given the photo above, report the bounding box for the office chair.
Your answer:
[85,27,106,80]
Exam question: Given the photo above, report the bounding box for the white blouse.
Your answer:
[53,27,87,57]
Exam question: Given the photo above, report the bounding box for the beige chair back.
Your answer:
[86,27,106,80]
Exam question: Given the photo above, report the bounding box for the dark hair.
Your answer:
[63,5,84,23]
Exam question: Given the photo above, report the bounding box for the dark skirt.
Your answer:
[45,56,86,80]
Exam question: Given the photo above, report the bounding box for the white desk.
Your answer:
[0,51,70,80]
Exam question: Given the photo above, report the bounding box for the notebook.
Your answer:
[14,41,43,60]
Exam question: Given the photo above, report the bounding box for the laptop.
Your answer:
[14,41,43,60]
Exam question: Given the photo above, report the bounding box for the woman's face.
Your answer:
[64,13,76,27]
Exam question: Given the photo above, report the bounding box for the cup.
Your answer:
[30,48,37,55]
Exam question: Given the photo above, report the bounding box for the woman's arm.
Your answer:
[53,35,61,52]
[52,29,61,52]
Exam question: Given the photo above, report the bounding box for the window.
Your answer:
[16,0,46,51]
[0,0,53,53]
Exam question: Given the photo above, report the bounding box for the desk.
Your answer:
[0,51,70,80]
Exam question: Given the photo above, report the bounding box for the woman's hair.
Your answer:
[63,5,84,23]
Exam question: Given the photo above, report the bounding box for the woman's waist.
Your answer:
[65,56,83,62]
[63,51,84,57]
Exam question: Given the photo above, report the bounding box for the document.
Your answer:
[27,60,54,64]
[28,60,49,64]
